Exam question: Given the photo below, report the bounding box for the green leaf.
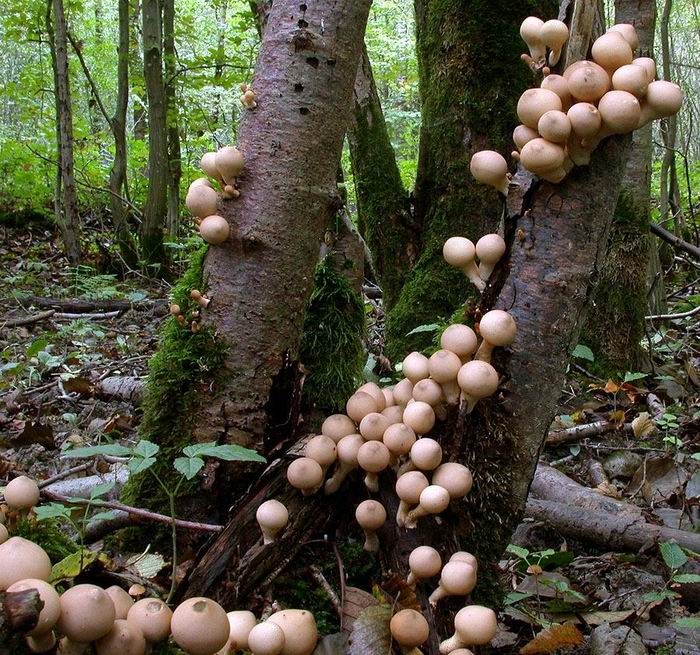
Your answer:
[623,371,647,383]
[90,481,115,499]
[675,617,700,629]
[128,456,157,475]
[34,503,72,521]
[26,338,49,359]
[672,574,700,584]
[572,344,594,362]
[133,440,160,458]
[183,442,266,463]
[90,510,118,522]
[174,456,205,480]
[506,544,530,559]
[505,591,532,605]
[660,542,688,570]
[406,323,440,336]
[642,590,680,602]
[62,444,133,458]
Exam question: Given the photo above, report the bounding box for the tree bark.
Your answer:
[0,589,41,653]
[129,0,147,140]
[163,0,181,240]
[140,0,168,265]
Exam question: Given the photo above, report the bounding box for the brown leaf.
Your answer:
[63,376,95,396]
[11,420,54,448]
[103,414,132,433]
[604,380,620,394]
[631,412,656,439]
[380,573,421,611]
[519,624,584,654]
[608,409,626,424]
[347,605,392,655]
[342,587,378,632]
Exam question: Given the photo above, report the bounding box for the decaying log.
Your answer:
[0,310,56,329]
[15,295,157,313]
[0,589,41,652]
[95,376,145,404]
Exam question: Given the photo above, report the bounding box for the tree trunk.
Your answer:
[140,0,168,265]
[581,0,659,373]
[163,0,181,240]
[129,0,147,140]
[212,0,228,127]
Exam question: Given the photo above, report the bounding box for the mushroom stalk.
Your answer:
[428,584,448,606]
[462,263,486,292]
[323,462,354,494]
[58,638,89,655]
[363,472,380,493]
[26,632,56,653]
[474,339,496,363]
[439,635,466,654]
[396,500,414,528]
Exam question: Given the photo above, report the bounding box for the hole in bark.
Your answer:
[263,352,302,452]
[298,18,308,28]
[299,107,310,115]
[294,83,304,92]
[306,56,319,68]
[326,59,336,67]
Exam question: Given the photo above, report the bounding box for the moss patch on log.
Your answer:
[15,517,79,563]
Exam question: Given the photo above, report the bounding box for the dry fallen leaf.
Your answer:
[631,412,656,438]
[519,624,584,654]
[342,586,378,632]
[347,605,392,655]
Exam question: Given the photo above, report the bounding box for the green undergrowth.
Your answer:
[15,517,79,562]
[299,256,366,413]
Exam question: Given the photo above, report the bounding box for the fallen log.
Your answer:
[546,420,631,445]
[0,310,56,329]
[95,376,145,404]
[15,294,157,313]
[0,589,41,652]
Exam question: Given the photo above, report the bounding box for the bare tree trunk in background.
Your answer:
[94,0,104,43]
[46,0,81,264]
[140,0,168,265]
[163,0,181,239]
[129,0,146,140]
[212,0,228,127]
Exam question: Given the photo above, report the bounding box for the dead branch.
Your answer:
[14,295,156,313]
[650,222,700,260]
[546,420,632,445]
[95,376,145,404]
[645,304,700,321]
[0,310,56,329]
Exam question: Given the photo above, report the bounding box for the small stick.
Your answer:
[0,310,56,329]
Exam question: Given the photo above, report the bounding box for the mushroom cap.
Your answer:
[383,423,417,456]
[412,379,444,407]
[409,438,443,471]
[537,110,572,143]
[171,597,229,655]
[0,524,7,545]
[642,80,683,121]
[450,551,478,570]
[608,23,639,51]
[200,152,220,178]
[4,476,40,510]
[105,585,134,620]
[567,102,602,138]
[359,413,391,441]
[469,151,509,191]
[612,64,649,97]
[199,215,230,245]
[431,462,473,499]
[633,56,656,83]
[381,387,395,407]
[256,500,289,532]
[479,310,517,347]
[598,90,641,133]
[440,561,477,595]
[268,609,318,655]
[248,621,286,655]
[541,74,572,108]
[402,352,430,384]
[127,598,173,643]
[520,16,544,47]
[476,234,506,266]
[418,485,451,514]
[566,62,611,102]
[286,458,324,492]
[454,605,498,646]
[402,400,436,435]
[442,237,476,269]
[357,441,390,474]
[7,579,60,636]
[393,378,415,407]
[214,146,244,182]
[517,88,562,129]
[540,19,569,49]
[346,392,378,424]
[355,499,387,531]
[220,611,257,652]
[190,177,213,188]
[357,382,387,412]
[335,434,365,465]
[57,584,117,643]
[0,537,52,590]
[395,471,430,503]
[95,619,146,655]
[512,124,540,151]
[381,405,405,424]
[390,609,429,648]
[450,651,475,655]
[457,361,499,399]
[304,435,337,466]
[186,184,219,219]
[591,32,633,71]
[428,349,463,384]
[321,414,356,443]
[519,138,566,176]
[409,546,442,579]
[440,324,478,359]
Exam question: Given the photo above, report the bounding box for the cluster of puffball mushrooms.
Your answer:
[470,19,683,188]
[0,476,319,655]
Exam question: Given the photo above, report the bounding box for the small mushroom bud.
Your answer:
[608,23,639,51]
[324,434,364,494]
[241,89,257,109]
[127,584,146,599]
[404,485,451,529]
[267,609,318,655]
[520,17,546,65]
[469,151,509,196]
[248,621,286,655]
[359,412,391,441]
[346,391,378,424]
[214,146,245,185]
[7,579,60,651]
[540,19,568,67]
[412,379,444,407]
[406,546,442,586]
[190,289,211,308]
[537,109,571,143]
[186,184,219,219]
[541,74,572,110]
[0,537,52,589]
[566,61,611,102]
[633,56,656,83]
[637,80,683,127]
[357,382,387,411]
[475,310,517,363]
[592,31,633,72]
[304,435,337,478]
[440,324,478,361]
[256,499,289,544]
[200,152,225,186]
[428,350,462,385]
[171,597,230,655]
[321,414,356,443]
[443,237,484,291]
[357,441,391,492]
[383,423,416,464]
[382,405,405,424]
[393,378,415,407]
[450,551,478,571]
[402,400,436,436]
[218,611,257,653]
[439,606,497,653]
[95,619,146,655]
[428,560,477,606]
[199,215,230,245]
[389,609,429,655]
[457,360,500,413]
[517,88,562,130]
[4,476,40,510]
[399,437,442,475]
[105,586,134,620]
[176,314,188,327]
[432,462,473,500]
[57,584,117,654]
[286,457,324,496]
[395,471,429,527]
[169,303,181,316]
[126,598,172,643]
[475,234,506,281]
[612,64,649,98]
[355,499,386,552]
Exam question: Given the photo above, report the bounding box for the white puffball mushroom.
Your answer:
[440,324,478,361]
[256,499,289,544]
[439,605,498,653]
[359,412,391,441]
[214,146,245,185]
[637,80,683,127]
[286,458,324,496]
[4,476,40,510]
[541,74,573,110]
[457,360,500,413]
[126,598,172,643]
[0,537,52,590]
[469,151,509,196]
[591,31,633,72]
[633,56,656,83]
[475,309,517,363]
[428,350,462,385]
[432,462,473,500]
[512,124,540,151]
[390,609,429,655]
[105,586,134,620]
[612,64,649,98]
[304,435,338,476]
[404,485,451,529]
[451,551,479,571]
[402,400,436,436]
[566,61,611,103]
[218,611,257,654]
[383,423,417,463]
[346,391,378,424]
[475,234,506,282]
[321,414,356,443]
[7,578,61,648]
[248,621,286,655]
[412,379,444,407]
[382,404,405,425]
[0,524,8,545]
[608,23,639,51]
[407,545,442,587]
[355,499,386,552]
[395,471,429,527]
[520,17,545,65]
[537,109,571,143]
[186,184,219,219]
[357,382,387,412]
[428,560,477,605]
[268,609,318,655]
[402,352,430,384]
[402,437,443,475]
[357,441,391,492]
[171,597,230,655]
[200,152,224,185]
[95,619,146,655]
[443,237,484,292]
[517,88,562,130]
[324,434,364,494]
[57,584,117,652]
[382,387,395,407]
[199,215,230,245]
[393,378,414,407]
[540,19,569,66]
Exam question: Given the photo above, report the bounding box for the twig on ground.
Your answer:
[309,565,341,617]
[38,463,95,488]
[546,420,631,446]
[645,304,700,321]
[0,310,56,329]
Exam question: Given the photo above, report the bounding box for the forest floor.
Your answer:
[1,220,699,654]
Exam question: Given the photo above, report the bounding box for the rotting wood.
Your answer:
[14,294,158,313]
[0,589,41,648]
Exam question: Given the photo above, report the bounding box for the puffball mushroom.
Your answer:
[171,597,230,655]
[519,17,546,65]
[186,184,219,219]
[105,585,134,620]
[633,56,656,83]
[591,32,633,72]
[402,352,430,384]
[519,138,566,182]
[637,80,683,127]
[475,234,506,281]
[443,237,484,292]
[324,433,364,494]
[541,74,573,110]
[359,412,391,441]
[0,537,52,589]
[450,551,479,571]
[537,110,571,143]
[431,462,473,500]
[440,324,478,361]
[393,378,415,407]
[383,423,417,463]
[395,471,429,527]
[4,476,40,510]
[346,391,378,424]
[7,579,61,652]
[95,620,146,655]
[439,605,498,653]
[405,437,443,473]
[382,404,405,424]
[57,584,117,652]
[286,457,324,496]
[517,88,562,130]
[566,61,611,102]
[321,414,356,443]
[218,611,257,654]
[512,125,540,152]
[126,598,173,643]
[199,215,230,245]
[596,90,641,138]
[355,499,387,552]
[407,546,442,586]
[402,400,436,436]
[457,360,500,413]
[214,146,244,185]
[608,23,639,51]
[304,435,337,476]
[540,19,568,66]
[256,499,289,544]
[190,176,213,188]
[612,64,649,98]
[357,441,391,492]
[475,309,517,363]
[357,382,387,412]
[428,560,477,605]
[428,350,462,384]
[469,150,509,196]
[412,379,444,407]
[200,152,224,185]
[268,609,318,655]
[390,609,429,655]
[404,485,451,529]
[0,524,8,545]
[382,387,395,407]
[568,102,602,138]
[248,621,286,655]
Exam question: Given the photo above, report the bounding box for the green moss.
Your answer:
[15,517,79,563]
[299,256,366,413]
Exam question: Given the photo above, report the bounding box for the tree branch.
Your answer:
[650,222,700,259]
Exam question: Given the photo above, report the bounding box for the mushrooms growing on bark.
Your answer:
[475,310,517,363]
[359,412,391,441]
[406,545,442,586]
[591,31,634,72]
[357,382,387,411]
[217,611,258,654]
[126,598,172,643]
[393,378,415,407]
[608,23,639,50]
[431,463,473,501]
[268,609,318,655]
[540,74,572,110]
[440,324,478,361]
[439,605,498,653]
[0,537,52,589]
[247,621,286,655]
[346,391,378,424]
[95,620,146,655]
[4,476,40,510]
[412,379,444,407]
[304,435,338,477]
[428,560,477,605]
[383,423,417,463]
[519,137,567,182]
[390,609,429,655]
[442,237,484,292]
[200,152,224,186]
[357,441,391,492]
[428,350,462,384]
[355,499,387,552]
[105,585,134,620]
[519,17,545,66]
[637,80,683,127]
[402,400,436,436]
[324,434,364,494]
[321,414,356,443]
[540,19,568,66]
[566,61,611,102]
[404,485,451,529]
[469,151,509,196]
[256,499,289,544]
[57,584,117,654]
[475,234,506,281]
[401,352,430,384]
[199,215,230,245]
[214,146,244,185]
[186,184,219,219]
[537,110,571,143]
[171,597,230,655]
[7,579,61,653]
[286,458,324,496]
[457,360,500,413]
[612,64,649,98]
[395,471,429,527]
[517,88,562,130]
[191,289,211,308]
